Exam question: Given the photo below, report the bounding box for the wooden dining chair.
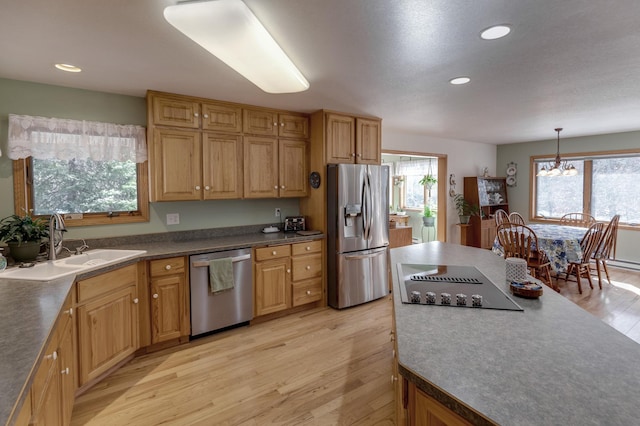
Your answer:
[496,223,554,290]
[494,209,509,226]
[563,222,604,293]
[560,213,596,228]
[508,212,526,225]
[591,214,620,286]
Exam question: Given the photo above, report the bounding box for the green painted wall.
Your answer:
[0,78,298,240]
[497,131,640,264]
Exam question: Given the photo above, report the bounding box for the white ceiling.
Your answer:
[2,0,640,144]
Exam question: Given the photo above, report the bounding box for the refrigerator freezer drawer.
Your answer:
[329,247,388,309]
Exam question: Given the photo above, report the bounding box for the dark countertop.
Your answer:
[390,242,640,425]
[0,227,323,426]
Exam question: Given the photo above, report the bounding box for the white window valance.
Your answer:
[8,114,147,163]
[395,158,436,176]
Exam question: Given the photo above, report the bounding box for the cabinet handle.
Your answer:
[280,185,285,189]
[391,375,398,384]
[273,122,278,126]
[195,185,201,190]
[194,112,199,118]
[306,265,311,270]
[352,153,356,157]
[306,290,311,295]
[205,186,210,191]
[203,113,209,119]
[165,264,172,270]
[133,298,139,304]
[357,153,362,157]
[287,269,291,274]
[64,308,73,317]
[61,367,70,375]
[46,351,58,361]
[274,185,278,190]
[153,293,159,299]
[306,246,311,251]
[280,122,284,127]
[272,251,277,255]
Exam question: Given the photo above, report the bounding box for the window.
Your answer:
[394,158,438,211]
[532,151,640,226]
[8,114,149,226]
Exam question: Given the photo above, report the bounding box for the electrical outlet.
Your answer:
[166,213,180,225]
[275,208,281,217]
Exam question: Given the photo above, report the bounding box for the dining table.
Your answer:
[492,223,587,274]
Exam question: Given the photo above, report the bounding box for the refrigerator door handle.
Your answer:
[344,247,387,260]
[362,174,370,240]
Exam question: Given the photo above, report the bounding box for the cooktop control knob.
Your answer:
[472,294,483,307]
[425,292,436,305]
[456,293,467,306]
[441,293,451,305]
[410,291,421,304]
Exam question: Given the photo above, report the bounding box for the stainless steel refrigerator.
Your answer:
[327,164,389,309]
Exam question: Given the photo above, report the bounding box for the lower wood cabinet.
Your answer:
[76,264,139,389]
[254,239,323,316]
[19,292,75,426]
[149,256,190,344]
[406,381,472,426]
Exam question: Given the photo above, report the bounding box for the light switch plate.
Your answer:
[166,213,180,225]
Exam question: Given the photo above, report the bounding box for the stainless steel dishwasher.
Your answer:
[189,247,253,337]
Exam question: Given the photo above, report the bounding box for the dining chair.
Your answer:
[508,212,526,225]
[494,209,509,227]
[560,213,596,228]
[563,222,604,293]
[496,223,554,290]
[591,214,620,286]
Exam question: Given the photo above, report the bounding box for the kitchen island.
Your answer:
[1,226,322,426]
[391,242,640,425]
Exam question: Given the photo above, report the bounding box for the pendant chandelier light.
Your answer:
[537,128,578,176]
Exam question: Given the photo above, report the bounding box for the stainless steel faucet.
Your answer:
[48,214,67,260]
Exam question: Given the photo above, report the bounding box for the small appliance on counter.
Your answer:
[284,216,306,232]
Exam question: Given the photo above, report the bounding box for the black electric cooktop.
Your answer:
[397,264,523,312]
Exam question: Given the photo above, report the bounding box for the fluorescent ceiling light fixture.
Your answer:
[164,0,309,94]
[449,77,470,85]
[480,25,511,40]
[54,63,82,73]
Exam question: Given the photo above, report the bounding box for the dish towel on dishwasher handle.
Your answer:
[209,258,234,293]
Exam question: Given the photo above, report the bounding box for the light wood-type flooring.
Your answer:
[71,266,640,425]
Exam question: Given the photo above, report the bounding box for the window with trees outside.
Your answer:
[532,150,640,227]
[8,114,149,226]
[394,158,438,211]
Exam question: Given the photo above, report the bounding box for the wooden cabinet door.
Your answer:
[410,384,472,426]
[255,258,291,316]
[326,113,355,164]
[77,285,138,386]
[243,109,278,136]
[202,103,242,133]
[203,133,243,199]
[356,118,381,164]
[279,139,308,197]
[151,96,200,129]
[30,333,61,426]
[244,137,278,198]
[150,275,186,344]
[278,114,309,138]
[151,129,202,201]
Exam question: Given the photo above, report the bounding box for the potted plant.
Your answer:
[422,205,435,227]
[0,213,49,262]
[452,194,479,224]
[419,174,437,197]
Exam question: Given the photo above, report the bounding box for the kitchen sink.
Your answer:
[0,249,146,281]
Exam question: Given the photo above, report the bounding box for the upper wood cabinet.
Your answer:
[325,112,381,165]
[150,93,242,133]
[147,90,309,202]
[244,137,308,198]
[243,108,309,138]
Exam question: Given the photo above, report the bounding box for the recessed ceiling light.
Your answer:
[480,25,511,40]
[449,77,471,85]
[55,63,82,73]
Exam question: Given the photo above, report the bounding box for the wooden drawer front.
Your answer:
[291,240,322,256]
[77,264,137,303]
[255,244,291,262]
[150,256,186,277]
[292,278,322,306]
[291,253,322,281]
[31,334,58,412]
[279,114,309,139]
[243,109,278,136]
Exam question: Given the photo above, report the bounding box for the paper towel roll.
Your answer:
[505,257,528,282]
